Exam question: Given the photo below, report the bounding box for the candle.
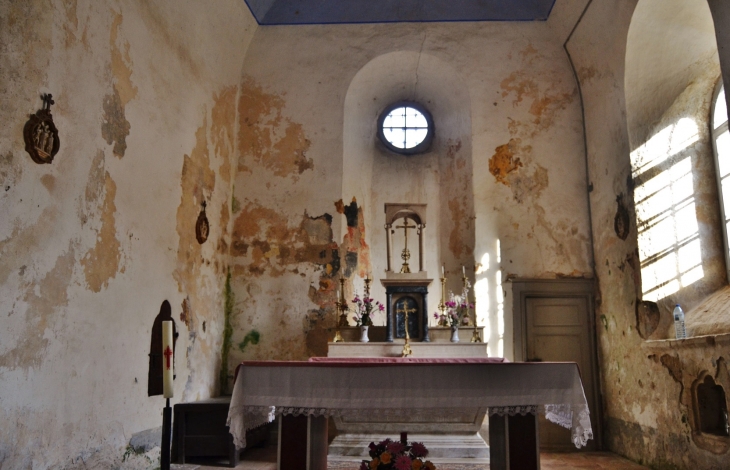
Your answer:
[462,266,466,276]
[162,321,174,399]
[441,266,445,277]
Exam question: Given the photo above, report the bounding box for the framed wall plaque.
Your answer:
[23,94,59,164]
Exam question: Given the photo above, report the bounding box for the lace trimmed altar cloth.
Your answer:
[227,358,593,450]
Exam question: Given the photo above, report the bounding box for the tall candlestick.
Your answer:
[162,321,174,399]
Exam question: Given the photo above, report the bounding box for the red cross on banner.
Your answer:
[163,346,173,370]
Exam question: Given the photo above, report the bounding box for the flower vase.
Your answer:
[360,325,370,343]
[450,326,460,343]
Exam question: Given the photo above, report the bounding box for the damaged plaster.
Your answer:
[237,76,314,179]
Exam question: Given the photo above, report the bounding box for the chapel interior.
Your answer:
[3,0,730,469]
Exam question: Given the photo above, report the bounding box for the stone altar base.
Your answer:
[328,433,489,462]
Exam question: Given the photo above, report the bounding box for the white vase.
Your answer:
[450,326,460,343]
[360,325,370,343]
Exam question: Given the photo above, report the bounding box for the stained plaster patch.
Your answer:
[101,88,130,159]
[102,13,137,159]
[0,151,22,194]
[237,76,313,180]
[489,139,523,185]
[80,161,122,293]
[0,245,75,370]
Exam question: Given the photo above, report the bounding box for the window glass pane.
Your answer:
[405,129,427,148]
[717,131,730,177]
[384,128,405,148]
[388,108,406,128]
[408,108,428,128]
[721,176,730,221]
[714,86,727,130]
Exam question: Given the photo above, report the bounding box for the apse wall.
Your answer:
[342,50,474,332]
[229,11,592,365]
[0,1,257,467]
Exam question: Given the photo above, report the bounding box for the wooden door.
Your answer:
[525,296,598,451]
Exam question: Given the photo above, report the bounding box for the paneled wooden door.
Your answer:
[512,279,601,452]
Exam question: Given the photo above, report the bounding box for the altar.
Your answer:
[227,359,594,470]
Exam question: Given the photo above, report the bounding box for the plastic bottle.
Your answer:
[673,304,686,339]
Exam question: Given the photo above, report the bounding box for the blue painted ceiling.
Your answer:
[244,0,557,25]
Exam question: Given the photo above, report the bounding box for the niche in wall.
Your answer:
[691,363,730,454]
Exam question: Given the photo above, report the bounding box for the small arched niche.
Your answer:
[691,369,730,453]
[342,50,475,309]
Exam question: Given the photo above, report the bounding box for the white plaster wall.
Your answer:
[0,1,258,467]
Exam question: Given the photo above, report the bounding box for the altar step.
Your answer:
[328,432,489,461]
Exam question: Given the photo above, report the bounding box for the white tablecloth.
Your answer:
[227,360,593,449]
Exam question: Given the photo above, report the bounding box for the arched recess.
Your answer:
[342,51,474,317]
[625,0,725,333]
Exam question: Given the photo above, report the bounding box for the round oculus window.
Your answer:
[377,102,434,155]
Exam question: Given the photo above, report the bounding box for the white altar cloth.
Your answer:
[227,358,593,450]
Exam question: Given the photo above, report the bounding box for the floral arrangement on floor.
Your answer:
[360,438,436,470]
[351,293,385,327]
[435,279,473,327]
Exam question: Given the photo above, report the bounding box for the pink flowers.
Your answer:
[352,291,384,327]
[386,441,405,455]
[361,438,435,470]
[410,442,428,458]
[394,455,413,470]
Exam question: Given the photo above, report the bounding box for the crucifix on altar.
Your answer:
[381,203,432,343]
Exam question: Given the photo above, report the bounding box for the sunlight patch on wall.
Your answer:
[475,240,504,357]
[475,252,490,340]
[632,118,703,302]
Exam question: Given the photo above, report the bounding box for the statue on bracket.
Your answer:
[23,93,60,164]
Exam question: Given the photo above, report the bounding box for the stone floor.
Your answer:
[172,446,649,470]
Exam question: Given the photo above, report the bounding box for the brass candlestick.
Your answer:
[470,298,482,343]
[364,275,372,298]
[396,220,416,274]
[401,308,413,358]
[332,277,348,342]
[462,270,470,327]
[437,270,447,324]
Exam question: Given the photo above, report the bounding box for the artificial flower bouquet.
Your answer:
[351,293,385,327]
[360,438,436,470]
[435,279,473,327]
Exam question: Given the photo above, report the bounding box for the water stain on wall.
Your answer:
[0,245,75,370]
[80,168,122,293]
[237,76,313,179]
[231,201,337,277]
[501,70,575,137]
[212,86,238,185]
[489,139,523,185]
[0,151,22,193]
[101,88,130,159]
[102,13,137,158]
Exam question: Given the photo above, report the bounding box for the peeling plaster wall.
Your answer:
[0,1,257,467]
[569,0,730,467]
[229,8,593,367]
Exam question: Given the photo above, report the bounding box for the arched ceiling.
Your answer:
[244,0,556,25]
